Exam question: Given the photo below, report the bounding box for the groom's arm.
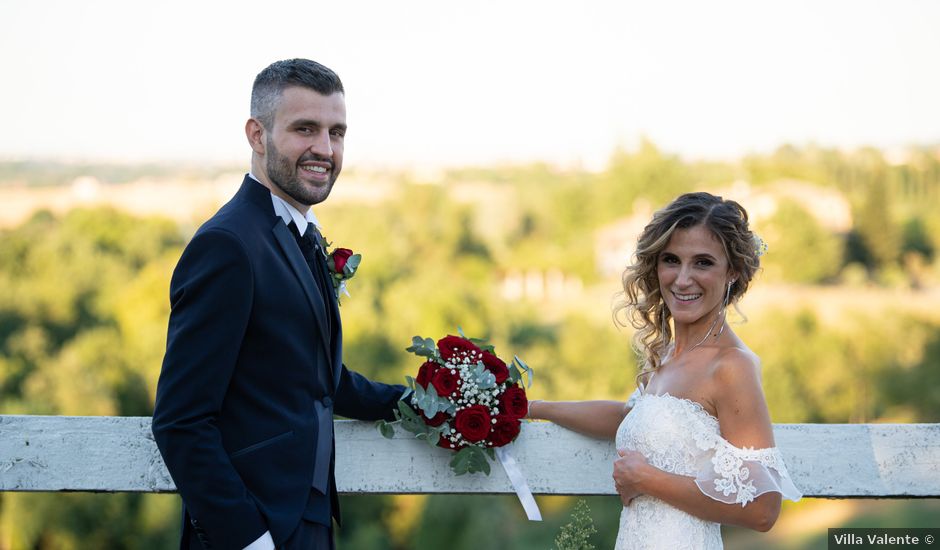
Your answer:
[333,364,405,421]
[152,228,269,550]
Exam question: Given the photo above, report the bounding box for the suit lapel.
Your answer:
[315,255,344,388]
[272,221,332,354]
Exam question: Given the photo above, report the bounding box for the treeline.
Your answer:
[1,142,939,548]
[433,142,940,285]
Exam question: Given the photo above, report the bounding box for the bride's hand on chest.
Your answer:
[613,448,652,505]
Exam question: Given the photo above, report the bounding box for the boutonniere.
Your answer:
[321,235,361,304]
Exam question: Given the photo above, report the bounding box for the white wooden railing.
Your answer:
[1,416,939,497]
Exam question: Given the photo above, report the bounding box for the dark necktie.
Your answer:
[290,221,334,333]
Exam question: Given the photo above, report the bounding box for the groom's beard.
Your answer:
[265,137,337,207]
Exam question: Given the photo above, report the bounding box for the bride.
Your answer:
[528,192,801,549]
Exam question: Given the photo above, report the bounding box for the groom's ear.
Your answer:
[245,118,266,156]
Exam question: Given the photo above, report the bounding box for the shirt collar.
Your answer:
[248,172,320,235]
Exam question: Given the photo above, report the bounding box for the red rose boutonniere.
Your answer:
[317,233,361,305]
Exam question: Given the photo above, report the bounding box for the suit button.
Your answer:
[323,396,333,408]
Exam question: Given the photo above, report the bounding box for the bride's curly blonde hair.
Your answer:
[614,192,761,384]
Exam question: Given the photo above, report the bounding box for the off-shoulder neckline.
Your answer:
[640,392,720,424]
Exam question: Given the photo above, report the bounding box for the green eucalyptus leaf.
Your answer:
[460,446,491,475]
[417,384,443,417]
[406,336,437,358]
[508,363,522,384]
[514,355,534,388]
[450,447,475,476]
[470,363,497,390]
[397,400,421,422]
[400,417,427,436]
[478,454,491,475]
[376,420,396,439]
[401,422,422,436]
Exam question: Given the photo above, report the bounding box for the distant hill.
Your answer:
[0,160,242,188]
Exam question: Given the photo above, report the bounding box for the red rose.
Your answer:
[437,435,467,450]
[481,351,509,384]
[437,335,483,362]
[454,404,492,442]
[430,368,460,397]
[488,414,521,447]
[499,385,528,419]
[331,248,354,272]
[422,411,447,427]
[415,361,439,389]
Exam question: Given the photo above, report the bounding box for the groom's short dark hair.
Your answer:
[251,58,345,130]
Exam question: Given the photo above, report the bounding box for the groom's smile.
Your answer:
[298,157,334,185]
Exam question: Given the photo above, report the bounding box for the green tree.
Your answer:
[760,200,842,284]
[861,182,900,267]
[0,207,183,549]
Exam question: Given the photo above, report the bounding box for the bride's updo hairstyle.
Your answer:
[616,192,761,380]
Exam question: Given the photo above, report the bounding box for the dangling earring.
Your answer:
[660,303,670,346]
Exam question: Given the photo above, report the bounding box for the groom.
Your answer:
[152,59,404,550]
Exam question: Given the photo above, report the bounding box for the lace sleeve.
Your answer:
[692,435,803,507]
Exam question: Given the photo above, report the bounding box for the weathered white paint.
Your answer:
[1,416,938,497]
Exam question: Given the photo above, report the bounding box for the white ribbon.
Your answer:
[495,445,542,521]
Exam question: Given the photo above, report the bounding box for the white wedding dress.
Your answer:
[614,389,802,549]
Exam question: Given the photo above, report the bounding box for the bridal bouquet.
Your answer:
[377,329,534,476]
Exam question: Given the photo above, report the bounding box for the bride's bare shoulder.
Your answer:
[709,345,764,402]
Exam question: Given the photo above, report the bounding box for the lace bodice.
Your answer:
[614,390,801,550]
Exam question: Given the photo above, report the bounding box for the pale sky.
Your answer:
[2,0,938,169]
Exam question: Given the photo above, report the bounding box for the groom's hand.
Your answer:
[613,449,649,506]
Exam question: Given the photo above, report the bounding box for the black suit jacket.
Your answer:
[152,175,403,549]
